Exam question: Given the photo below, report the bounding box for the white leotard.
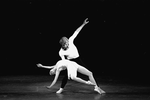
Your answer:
[56,59,79,79]
[59,37,79,59]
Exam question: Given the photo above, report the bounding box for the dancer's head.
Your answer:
[49,68,56,75]
[59,37,69,50]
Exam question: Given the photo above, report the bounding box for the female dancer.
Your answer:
[37,59,105,94]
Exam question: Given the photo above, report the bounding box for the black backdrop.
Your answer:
[1,0,149,85]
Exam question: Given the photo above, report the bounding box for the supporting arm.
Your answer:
[47,70,60,88]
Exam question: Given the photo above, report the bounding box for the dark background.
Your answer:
[1,0,149,85]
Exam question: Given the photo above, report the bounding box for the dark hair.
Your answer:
[59,37,68,50]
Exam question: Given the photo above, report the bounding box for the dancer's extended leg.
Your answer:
[77,65,98,86]
[77,65,105,94]
[71,76,88,84]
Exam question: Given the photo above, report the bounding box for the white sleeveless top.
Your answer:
[59,37,79,59]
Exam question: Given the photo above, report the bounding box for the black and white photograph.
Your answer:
[1,0,149,100]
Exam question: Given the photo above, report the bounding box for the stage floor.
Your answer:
[0,76,150,100]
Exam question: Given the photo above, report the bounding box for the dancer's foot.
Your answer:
[94,86,105,94]
[100,89,106,94]
[94,86,101,94]
[46,86,51,89]
[56,88,64,94]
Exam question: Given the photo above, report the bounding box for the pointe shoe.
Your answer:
[56,88,64,94]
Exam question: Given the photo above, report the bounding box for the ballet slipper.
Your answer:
[94,86,106,94]
[94,87,102,94]
[56,88,64,94]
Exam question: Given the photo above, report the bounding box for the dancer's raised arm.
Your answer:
[69,18,89,42]
[37,64,55,69]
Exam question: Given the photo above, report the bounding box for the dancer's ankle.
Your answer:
[94,85,99,89]
[60,88,64,90]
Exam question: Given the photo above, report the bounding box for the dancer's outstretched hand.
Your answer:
[83,18,89,24]
[37,63,43,68]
